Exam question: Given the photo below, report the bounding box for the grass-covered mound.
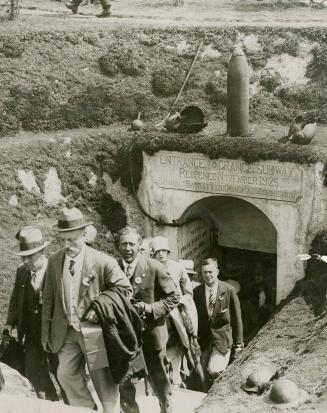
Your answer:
[1,26,327,137]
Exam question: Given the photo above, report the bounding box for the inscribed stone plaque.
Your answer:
[155,151,303,202]
[177,219,211,272]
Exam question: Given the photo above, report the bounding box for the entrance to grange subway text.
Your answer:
[177,196,277,344]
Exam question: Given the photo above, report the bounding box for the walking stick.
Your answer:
[144,375,149,396]
[155,41,204,129]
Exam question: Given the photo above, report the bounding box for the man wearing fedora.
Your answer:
[41,207,132,413]
[5,226,58,401]
[117,227,180,413]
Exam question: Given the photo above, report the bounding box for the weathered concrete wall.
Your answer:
[138,150,324,303]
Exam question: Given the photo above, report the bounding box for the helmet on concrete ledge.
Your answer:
[264,379,308,408]
[177,105,208,133]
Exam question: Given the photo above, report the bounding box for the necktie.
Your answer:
[69,260,75,277]
[209,288,216,315]
[31,272,37,290]
[126,265,133,278]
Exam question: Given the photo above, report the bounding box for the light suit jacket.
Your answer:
[119,255,180,351]
[41,246,132,353]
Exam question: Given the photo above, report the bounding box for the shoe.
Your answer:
[96,8,111,17]
[65,2,78,13]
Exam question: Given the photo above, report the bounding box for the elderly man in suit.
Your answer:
[117,227,180,413]
[193,258,243,391]
[5,226,58,401]
[41,208,132,413]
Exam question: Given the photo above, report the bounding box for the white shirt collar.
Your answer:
[122,254,140,273]
[34,256,48,276]
[65,244,86,266]
[30,256,48,290]
[205,281,218,292]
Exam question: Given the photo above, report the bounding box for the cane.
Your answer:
[155,41,204,130]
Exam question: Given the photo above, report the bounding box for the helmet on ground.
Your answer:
[264,379,308,408]
[241,366,274,393]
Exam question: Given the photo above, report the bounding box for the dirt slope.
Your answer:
[198,245,327,413]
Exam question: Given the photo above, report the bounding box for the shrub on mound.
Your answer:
[205,80,227,106]
[151,66,185,97]
[260,72,282,92]
[99,48,145,77]
[2,39,24,58]
[98,55,120,77]
[274,34,300,57]
[0,113,20,136]
[118,48,146,76]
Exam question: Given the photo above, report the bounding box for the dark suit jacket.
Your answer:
[6,265,37,343]
[41,246,132,353]
[193,281,243,354]
[119,255,180,351]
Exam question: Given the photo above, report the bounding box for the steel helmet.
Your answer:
[242,366,274,393]
[264,379,308,408]
[178,105,207,133]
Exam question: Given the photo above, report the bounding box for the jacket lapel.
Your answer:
[54,250,67,314]
[212,281,225,319]
[118,258,124,271]
[199,283,209,319]
[78,246,96,304]
[132,255,147,297]
[19,268,29,315]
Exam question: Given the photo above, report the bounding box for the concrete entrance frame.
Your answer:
[138,150,320,305]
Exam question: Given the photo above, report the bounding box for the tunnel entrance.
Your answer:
[177,196,277,343]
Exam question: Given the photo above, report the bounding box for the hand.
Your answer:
[4,325,13,335]
[133,301,152,314]
[42,340,52,353]
[312,254,322,261]
[85,309,99,323]
[233,343,244,353]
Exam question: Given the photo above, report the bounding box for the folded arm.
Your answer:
[151,262,180,320]
[41,268,55,350]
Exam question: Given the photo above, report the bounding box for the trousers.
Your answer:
[57,327,120,413]
[24,339,58,401]
[73,0,110,9]
[120,345,172,413]
[201,344,231,391]
[167,342,184,387]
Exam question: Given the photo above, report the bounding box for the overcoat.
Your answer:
[6,265,40,343]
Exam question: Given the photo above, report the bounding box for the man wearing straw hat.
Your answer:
[5,226,58,401]
[41,207,132,413]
